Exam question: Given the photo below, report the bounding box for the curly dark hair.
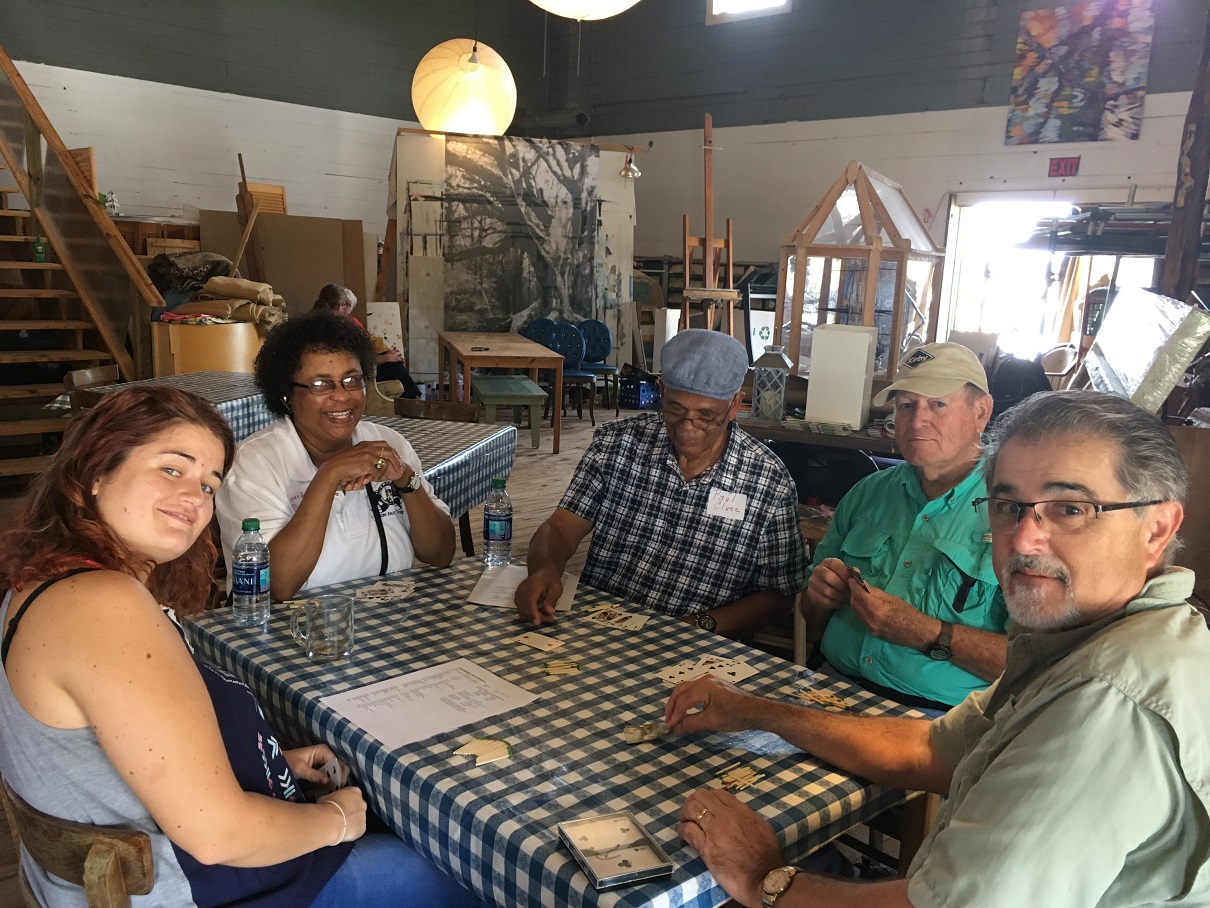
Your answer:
[254,309,376,417]
[0,386,236,615]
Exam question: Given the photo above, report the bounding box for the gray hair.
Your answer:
[983,390,1187,505]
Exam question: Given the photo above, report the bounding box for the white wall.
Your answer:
[16,60,414,237]
[601,92,1193,261]
[16,59,1193,269]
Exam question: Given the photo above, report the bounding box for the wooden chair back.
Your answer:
[0,777,154,907]
[393,398,481,423]
[64,365,120,412]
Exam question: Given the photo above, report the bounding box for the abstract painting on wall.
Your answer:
[1005,0,1154,145]
[443,137,601,332]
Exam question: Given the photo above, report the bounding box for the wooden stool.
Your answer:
[470,375,548,449]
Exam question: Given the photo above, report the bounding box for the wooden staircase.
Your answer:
[0,45,163,479]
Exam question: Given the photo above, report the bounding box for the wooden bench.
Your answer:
[470,375,547,449]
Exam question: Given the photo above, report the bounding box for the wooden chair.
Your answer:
[393,397,483,558]
[1,777,154,907]
[64,365,119,412]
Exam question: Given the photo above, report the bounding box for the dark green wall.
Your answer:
[4,0,1206,136]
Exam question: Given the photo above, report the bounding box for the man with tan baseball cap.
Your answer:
[802,341,1010,711]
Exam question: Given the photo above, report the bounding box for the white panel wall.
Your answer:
[16,60,415,237]
[16,60,1192,268]
[601,92,1193,261]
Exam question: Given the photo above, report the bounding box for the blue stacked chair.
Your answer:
[523,318,557,346]
[579,318,621,417]
[541,322,597,426]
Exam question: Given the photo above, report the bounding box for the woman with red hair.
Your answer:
[0,387,485,907]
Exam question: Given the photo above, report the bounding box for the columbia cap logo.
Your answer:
[904,349,935,368]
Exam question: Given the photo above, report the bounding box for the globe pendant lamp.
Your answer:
[528,0,643,20]
[411,38,516,136]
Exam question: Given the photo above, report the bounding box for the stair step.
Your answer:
[0,417,71,437]
[0,384,64,400]
[0,236,39,242]
[0,210,31,217]
[0,289,76,299]
[0,455,52,478]
[0,320,94,331]
[0,261,62,270]
[0,349,112,364]
[0,187,19,195]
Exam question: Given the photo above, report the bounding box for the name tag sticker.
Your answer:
[707,489,748,520]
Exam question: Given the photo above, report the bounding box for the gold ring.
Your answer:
[374,457,387,470]
[695,807,709,822]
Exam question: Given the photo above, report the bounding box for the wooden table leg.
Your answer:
[439,342,448,401]
[552,362,562,454]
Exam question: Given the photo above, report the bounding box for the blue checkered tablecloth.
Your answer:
[185,561,917,908]
[366,417,515,518]
[79,371,273,441]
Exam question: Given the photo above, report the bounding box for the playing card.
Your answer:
[584,607,649,631]
[319,756,343,790]
[356,578,415,602]
[515,631,564,652]
[849,567,870,592]
[656,660,709,685]
[707,660,758,683]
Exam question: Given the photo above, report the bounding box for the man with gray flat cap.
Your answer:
[803,342,1009,712]
[516,329,807,637]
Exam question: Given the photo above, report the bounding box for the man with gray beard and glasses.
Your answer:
[661,391,1210,908]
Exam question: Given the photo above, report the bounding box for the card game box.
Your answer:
[558,811,673,890]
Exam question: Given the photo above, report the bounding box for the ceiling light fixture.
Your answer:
[411,38,516,136]
[528,0,643,20]
[619,153,641,179]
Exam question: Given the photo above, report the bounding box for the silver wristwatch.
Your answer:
[761,865,799,906]
[397,470,423,494]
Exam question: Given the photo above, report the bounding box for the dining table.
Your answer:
[185,560,922,908]
[438,331,564,454]
[70,371,273,441]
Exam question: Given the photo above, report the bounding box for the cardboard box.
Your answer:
[152,322,262,376]
[805,324,878,428]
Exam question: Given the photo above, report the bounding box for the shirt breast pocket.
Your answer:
[927,538,1000,623]
[836,527,897,580]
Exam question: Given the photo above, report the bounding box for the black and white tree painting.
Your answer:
[444,137,601,331]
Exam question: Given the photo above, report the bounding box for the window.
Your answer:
[707,0,792,25]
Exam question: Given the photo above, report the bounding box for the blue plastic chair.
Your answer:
[541,322,597,426]
[579,318,620,416]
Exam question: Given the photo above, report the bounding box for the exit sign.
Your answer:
[1048,156,1081,177]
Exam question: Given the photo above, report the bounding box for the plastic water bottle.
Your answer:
[483,478,513,567]
[231,518,271,627]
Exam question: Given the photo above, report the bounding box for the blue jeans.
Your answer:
[310,833,490,908]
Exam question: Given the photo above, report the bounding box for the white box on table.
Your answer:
[805,324,877,428]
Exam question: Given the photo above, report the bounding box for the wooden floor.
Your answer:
[0,406,621,906]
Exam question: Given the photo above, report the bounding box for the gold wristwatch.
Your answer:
[761,865,799,906]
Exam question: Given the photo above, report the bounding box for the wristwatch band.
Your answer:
[761,865,799,906]
[926,620,954,661]
[396,470,423,494]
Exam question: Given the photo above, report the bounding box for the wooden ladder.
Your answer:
[0,44,164,479]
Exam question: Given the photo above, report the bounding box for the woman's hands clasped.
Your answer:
[316,441,416,493]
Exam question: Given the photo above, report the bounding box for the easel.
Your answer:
[681,113,739,334]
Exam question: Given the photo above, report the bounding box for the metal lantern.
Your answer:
[752,344,793,422]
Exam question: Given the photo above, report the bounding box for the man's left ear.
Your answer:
[1144,501,1184,567]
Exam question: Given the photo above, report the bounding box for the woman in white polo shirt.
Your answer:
[216,310,455,599]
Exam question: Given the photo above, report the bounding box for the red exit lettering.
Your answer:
[1048,156,1081,178]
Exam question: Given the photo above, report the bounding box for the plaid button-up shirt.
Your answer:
[559,414,807,617]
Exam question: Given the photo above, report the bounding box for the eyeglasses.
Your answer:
[292,375,367,396]
[973,497,1164,535]
[659,404,729,430]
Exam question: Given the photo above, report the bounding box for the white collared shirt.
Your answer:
[216,418,449,592]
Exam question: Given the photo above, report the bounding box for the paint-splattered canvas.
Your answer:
[444,137,601,332]
[1005,0,1154,145]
